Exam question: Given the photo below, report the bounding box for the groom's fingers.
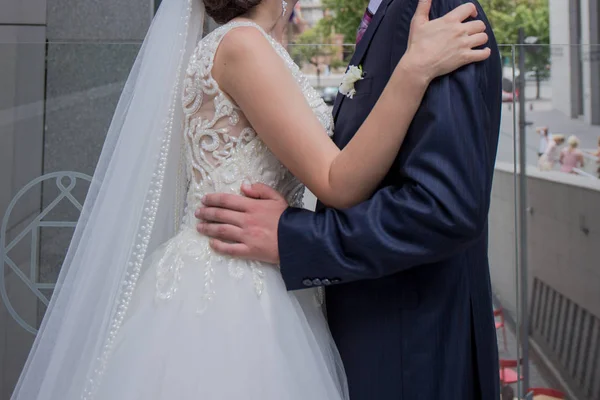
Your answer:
[243,183,284,201]
[445,2,477,22]
[200,193,251,212]
[209,239,251,258]
[241,184,263,199]
[412,0,432,24]
[196,207,244,227]
[198,222,244,243]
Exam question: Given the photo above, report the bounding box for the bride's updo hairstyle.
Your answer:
[203,0,262,24]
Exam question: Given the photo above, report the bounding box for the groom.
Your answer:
[197,0,501,398]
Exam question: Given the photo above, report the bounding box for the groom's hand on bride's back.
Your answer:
[195,183,286,265]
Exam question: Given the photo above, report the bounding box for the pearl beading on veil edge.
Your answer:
[80,1,194,398]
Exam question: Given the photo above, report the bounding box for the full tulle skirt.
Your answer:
[94,228,348,400]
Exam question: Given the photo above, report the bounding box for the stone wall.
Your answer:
[489,162,600,399]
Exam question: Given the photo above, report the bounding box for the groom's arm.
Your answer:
[279,61,498,291]
[278,0,499,290]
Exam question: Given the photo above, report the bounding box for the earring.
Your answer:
[282,0,288,16]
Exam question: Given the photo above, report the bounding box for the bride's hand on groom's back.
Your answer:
[402,0,491,84]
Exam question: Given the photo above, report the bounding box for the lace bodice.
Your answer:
[180,21,333,228]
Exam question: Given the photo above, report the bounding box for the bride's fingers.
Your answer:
[465,47,492,63]
[463,20,486,36]
[467,32,489,48]
[444,2,477,22]
[209,239,251,258]
[412,0,432,25]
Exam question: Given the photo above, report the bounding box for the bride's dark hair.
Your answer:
[203,0,262,24]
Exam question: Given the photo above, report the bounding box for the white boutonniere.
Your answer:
[339,65,364,99]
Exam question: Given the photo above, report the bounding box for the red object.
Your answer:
[528,388,565,398]
[502,90,514,103]
[494,308,507,351]
[499,359,523,384]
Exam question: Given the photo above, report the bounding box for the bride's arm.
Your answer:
[214,6,488,209]
[214,31,423,209]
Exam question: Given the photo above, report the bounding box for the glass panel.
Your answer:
[491,43,523,399]
[513,42,600,400]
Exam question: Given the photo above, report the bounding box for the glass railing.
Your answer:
[490,44,600,400]
[0,40,599,400]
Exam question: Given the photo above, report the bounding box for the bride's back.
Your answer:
[180,21,332,227]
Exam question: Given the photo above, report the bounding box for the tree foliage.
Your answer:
[313,0,551,89]
[318,0,366,44]
[290,25,335,68]
[481,0,550,67]
[481,0,550,96]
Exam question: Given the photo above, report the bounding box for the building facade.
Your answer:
[298,0,324,28]
[549,0,600,125]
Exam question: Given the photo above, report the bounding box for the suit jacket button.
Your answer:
[302,279,313,287]
[312,278,322,286]
[322,279,331,286]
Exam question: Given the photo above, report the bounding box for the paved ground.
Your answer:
[497,81,600,171]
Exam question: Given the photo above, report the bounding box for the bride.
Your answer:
[12,0,489,398]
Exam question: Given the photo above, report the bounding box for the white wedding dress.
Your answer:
[92,21,348,400]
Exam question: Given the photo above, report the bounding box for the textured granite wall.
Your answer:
[39,1,220,282]
[39,0,151,296]
[1,1,151,397]
[0,22,47,400]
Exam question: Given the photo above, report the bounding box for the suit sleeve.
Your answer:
[278,60,496,290]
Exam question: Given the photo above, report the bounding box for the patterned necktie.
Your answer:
[356,7,374,44]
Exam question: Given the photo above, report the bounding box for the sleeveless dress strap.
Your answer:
[204,20,276,74]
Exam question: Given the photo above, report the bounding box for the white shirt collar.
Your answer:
[367,0,383,14]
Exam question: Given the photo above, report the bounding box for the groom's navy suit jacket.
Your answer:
[279,0,501,399]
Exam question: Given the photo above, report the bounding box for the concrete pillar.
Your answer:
[549,0,576,118]
[580,0,600,125]
[569,0,585,119]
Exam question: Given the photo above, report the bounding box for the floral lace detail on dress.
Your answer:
[155,232,266,314]
[155,20,333,310]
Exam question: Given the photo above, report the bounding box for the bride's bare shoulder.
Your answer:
[215,25,272,64]
[213,25,279,84]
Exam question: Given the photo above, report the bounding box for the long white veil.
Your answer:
[11,0,204,398]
